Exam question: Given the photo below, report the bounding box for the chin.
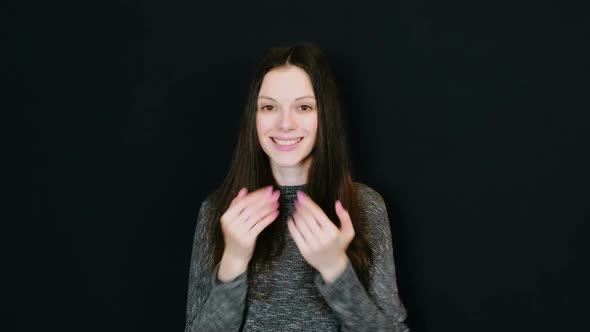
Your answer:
[269,151,313,168]
[270,157,304,168]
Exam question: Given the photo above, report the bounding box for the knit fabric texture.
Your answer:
[185,182,409,331]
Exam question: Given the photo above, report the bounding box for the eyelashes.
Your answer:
[259,105,315,111]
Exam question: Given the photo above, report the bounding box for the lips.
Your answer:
[270,137,303,150]
[271,137,303,144]
[271,137,303,142]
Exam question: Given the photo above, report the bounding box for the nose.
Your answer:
[277,109,296,131]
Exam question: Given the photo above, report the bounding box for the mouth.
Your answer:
[270,137,303,151]
[271,137,303,146]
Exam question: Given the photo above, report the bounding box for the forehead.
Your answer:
[258,65,315,101]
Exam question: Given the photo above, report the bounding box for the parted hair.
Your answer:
[206,43,373,298]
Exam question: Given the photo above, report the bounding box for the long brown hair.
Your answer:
[206,43,373,296]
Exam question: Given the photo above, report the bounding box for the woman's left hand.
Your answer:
[287,191,355,283]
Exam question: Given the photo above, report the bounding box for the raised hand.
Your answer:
[218,185,280,281]
[287,191,355,283]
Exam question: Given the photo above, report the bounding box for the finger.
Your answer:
[250,209,280,236]
[222,189,248,227]
[229,185,274,219]
[296,191,334,229]
[238,189,280,225]
[335,200,355,239]
[225,188,248,223]
[295,199,323,236]
[292,211,315,245]
[243,199,279,231]
[240,185,273,209]
[246,185,275,205]
[230,187,248,207]
[287,216,308,252]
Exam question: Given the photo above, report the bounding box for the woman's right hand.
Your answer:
[219,185,280,269]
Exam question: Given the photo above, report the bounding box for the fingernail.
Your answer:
[296,191,304,201]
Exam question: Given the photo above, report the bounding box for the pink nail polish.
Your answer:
[296,191,303,201]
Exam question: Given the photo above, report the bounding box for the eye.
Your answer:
[261,105,274,111]
[299,104,314,111]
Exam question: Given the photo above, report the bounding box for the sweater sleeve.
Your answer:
[313,186,409,332]
[184,199,249,332]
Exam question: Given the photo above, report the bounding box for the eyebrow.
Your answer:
[257,95,316,102]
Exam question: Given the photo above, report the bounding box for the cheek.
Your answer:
[304,115,318,136]
[255,114,268,134]
[256,114,275,146]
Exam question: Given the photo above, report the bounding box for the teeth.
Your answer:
[272,138,302,146]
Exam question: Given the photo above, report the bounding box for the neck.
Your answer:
[270,156,312,186]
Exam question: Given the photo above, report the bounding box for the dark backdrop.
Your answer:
[15,0,588,331]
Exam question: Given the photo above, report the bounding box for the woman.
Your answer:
[185,43,409,331]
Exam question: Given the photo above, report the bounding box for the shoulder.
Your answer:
[196,197,212,219]
[353,182,395,253]
[194,190,221,233]
[353,181,387,218]
[198,188,222,216]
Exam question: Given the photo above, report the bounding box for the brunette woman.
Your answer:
[185,43,409,331]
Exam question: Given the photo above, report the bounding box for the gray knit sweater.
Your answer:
[185,182,409,331]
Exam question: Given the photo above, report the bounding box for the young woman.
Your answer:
[185,43,409,331]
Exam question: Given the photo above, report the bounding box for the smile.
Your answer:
[271,137,303,151]
[271,137,303,145]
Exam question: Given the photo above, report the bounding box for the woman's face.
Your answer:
[256,65,318,173]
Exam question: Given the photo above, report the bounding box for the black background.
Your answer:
[13,0,589,331]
